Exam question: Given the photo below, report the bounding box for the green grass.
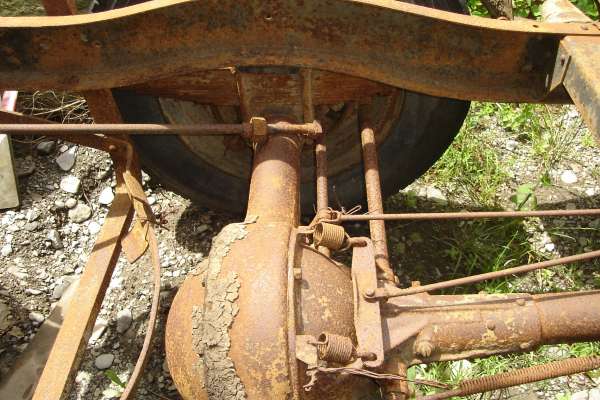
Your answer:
[401,102,600,397]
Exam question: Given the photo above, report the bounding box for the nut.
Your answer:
[250,117,268,142]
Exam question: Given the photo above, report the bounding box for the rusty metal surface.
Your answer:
[542,0,600,141]
[421,356,600,400]
[382,290,600,365]
[359,107,395,283]
[351,238,385,369]
[297,245,381,399]
[127,68,395,105]
[0,120,322,138]
[32,166,134,400]
[1,0,599,103]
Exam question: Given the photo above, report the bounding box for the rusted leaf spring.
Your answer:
[0,120,322,138]
[371,248,600,299]
[1,0,599,104]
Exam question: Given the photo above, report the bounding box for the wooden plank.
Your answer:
[0,134,19,209]
[0,91,19,209]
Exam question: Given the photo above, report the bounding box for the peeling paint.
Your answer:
[192,223,249,400]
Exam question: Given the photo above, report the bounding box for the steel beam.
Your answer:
[1,0,599,103]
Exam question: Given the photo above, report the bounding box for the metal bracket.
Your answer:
[351,238,384,368]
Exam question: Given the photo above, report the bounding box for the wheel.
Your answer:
[98,0,470,215]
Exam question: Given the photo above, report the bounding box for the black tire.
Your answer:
[101,0,470,215]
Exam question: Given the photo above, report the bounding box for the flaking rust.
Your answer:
[192,223,249,400]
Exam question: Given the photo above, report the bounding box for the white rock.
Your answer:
[60,176,81,194]
[505,139,519,151]
[147,196,156,205]
[65,198,77,209]
[572,388,600,400]
[585,187,597,196]
[0,244,12,257]
[90,318,108,342]
[426,186,448,205]
[116,308,133,333]
[46,229,64,250]
[7,265,27,280]
[68,203,92,223]
[560,170,578,184]
[28,311,45,324]
[55,146,77,171]
[88,221,101,235]
[25,288,43,295]
[36,140,56,155]
[98,187,115,205]
[544,243,555,252]
[94,353,114,370]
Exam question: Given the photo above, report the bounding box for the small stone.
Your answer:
[7,265,27,280]
[505,139,518,151]
[585,187,597,196]
[116,308,133,333]
[426,186,447,205]
[60,175,81,194]
[36,140,56,155]
[88,221,101,235]
[51,280,72,300]
[98,187,115,206]
[54,200,66,209]
[560,170,578,184]
[28,312,45,324]
[196,224,209,234]
[1,244,12,257]
[68,203,92,223]
[65,198,77,209]
[544,243,555,252]
[25,288,43,295]
[55,146,77,171]
[102,388,122,399]
[8,326,24,337]
[26,209,40,222]
[90,318,108,342]
[46,229,63,250]
[94,353,114,370]
[23,222,39,232]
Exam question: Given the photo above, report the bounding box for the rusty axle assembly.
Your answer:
[2,0,600,398]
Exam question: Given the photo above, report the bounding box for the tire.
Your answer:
[99,0,470,215]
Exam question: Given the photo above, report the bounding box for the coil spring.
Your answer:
[314,332,354,364]
[459,356,600,395]
[313,223,346,250]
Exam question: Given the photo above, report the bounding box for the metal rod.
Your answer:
[340,208,600,221]
[358,105,396,283]
[0,121,322,137]
[302,68,331,257]
[373,249,600,299]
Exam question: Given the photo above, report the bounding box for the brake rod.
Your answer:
[0,120,322,137]
[368,248,600,299]
[339,208,600,221]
